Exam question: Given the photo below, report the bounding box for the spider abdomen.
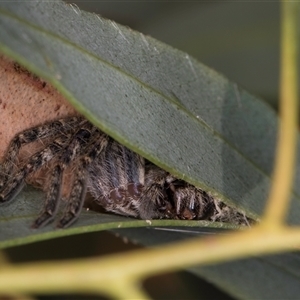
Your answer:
[87,138,145,217]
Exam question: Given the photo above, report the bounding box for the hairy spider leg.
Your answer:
[33,123,99,228]
[137,168,215,220]
[56,161,88,228]
[57,131,108,228]
[0,116,85,189]
[0,135,70,204]
[169,183,215,220]
[137,166,174,219]
[31,165,63,228]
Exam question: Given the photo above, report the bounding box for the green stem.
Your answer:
[0,227,300,296]
[263,1,299,227]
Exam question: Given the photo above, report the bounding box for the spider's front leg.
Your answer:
[32,130,89,228]
[168,182,215,220]
[32,122,101,228]
[138,165,215,221]
[0,135,70,204]
[137,165,176,220]
[0,116,84,190]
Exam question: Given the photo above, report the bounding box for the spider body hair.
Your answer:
[0,116,250,228]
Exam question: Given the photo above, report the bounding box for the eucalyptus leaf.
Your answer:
[0,1,290,222]
[0,186,235,249]
[1,0,298,225]
[0,2,300,299]
[0,0,300,235]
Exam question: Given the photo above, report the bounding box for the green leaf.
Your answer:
[0,0,292,219]
[0,186,234,249]
[1,1,300,299]
[0,0,300,237]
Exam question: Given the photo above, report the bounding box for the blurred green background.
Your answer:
[4,2,282,299]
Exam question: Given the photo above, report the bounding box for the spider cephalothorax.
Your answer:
[0,116,250,228]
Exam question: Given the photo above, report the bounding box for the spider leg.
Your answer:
[32,123,100,228]
[171,184,251,225]
[57,163,87,228]
[170,184,214,220]
[138,166,215,220]
[0,116,84,189]
[57,132,108,228]
[0,135,69,203]
[32,164,63,228]
[209,199,251,225]
[137,165,175,219]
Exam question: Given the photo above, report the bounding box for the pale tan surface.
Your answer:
[0,54,78,160]
[0,54,78,192]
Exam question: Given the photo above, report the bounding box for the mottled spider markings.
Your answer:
[0,116,251,228]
